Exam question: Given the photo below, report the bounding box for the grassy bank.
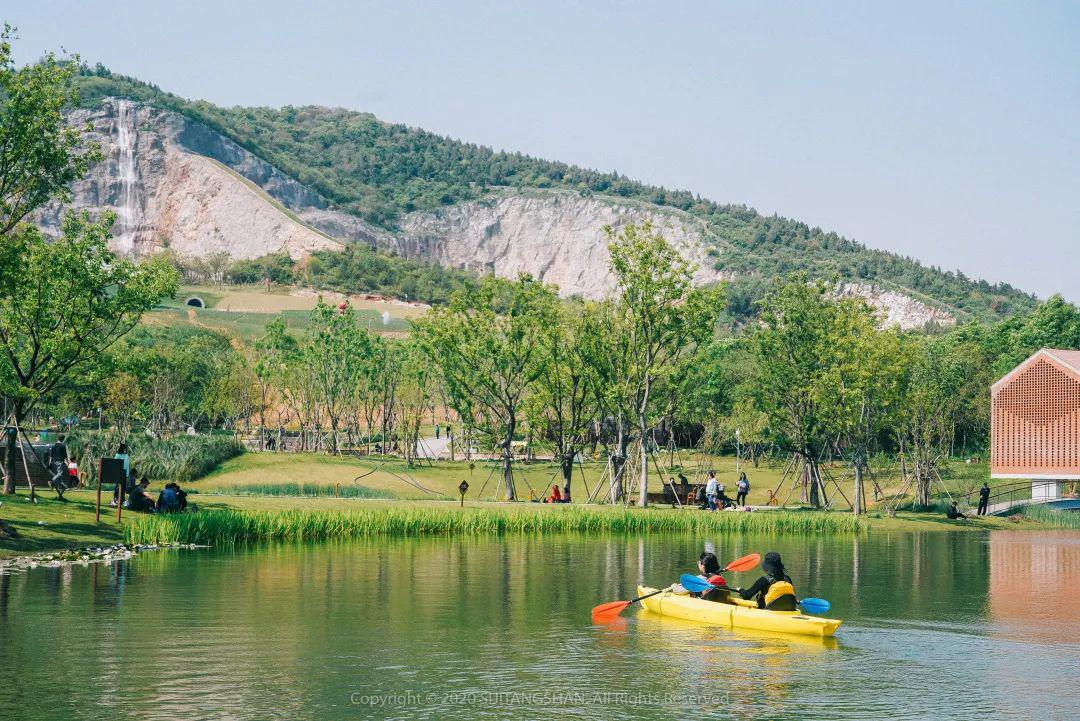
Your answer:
[1016,504,1080,529]
[125,505,867,546]
[2,489,1071,560]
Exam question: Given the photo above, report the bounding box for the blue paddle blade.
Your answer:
[798,597,831,614]
[678,574,715,593]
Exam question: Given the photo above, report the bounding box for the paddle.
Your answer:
[591,552,761,622]
[678,575,832,615]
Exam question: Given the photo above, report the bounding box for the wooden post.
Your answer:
[95,458,103,523]
[116,474,124,524]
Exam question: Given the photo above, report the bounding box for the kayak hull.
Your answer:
[636,585,842,637]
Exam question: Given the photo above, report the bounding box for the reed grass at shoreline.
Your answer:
[125,505,867,545]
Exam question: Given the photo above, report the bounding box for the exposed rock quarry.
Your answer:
[38,98,954,329]
[398,193,729,299]
[37,99,341,259]
[838,283,956,329]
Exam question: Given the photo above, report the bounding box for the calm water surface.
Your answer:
[1,530,1078,720]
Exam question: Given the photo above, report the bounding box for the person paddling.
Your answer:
[694,552,731,602]
[735,551,797,611]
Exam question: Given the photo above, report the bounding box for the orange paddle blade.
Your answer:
[591,600,631,621]
[724,553,761,573]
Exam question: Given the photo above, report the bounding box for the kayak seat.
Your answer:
[765,594,798,612]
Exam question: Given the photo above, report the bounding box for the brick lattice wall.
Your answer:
[992,357,1080,476]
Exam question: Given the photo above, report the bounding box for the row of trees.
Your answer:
[44,231,1080,513]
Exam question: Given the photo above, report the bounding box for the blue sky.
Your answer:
[8,1,1079,300]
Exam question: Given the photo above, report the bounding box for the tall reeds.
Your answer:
[68,431,244,484]
[1015,504,1080,529]
[126,505,866,546]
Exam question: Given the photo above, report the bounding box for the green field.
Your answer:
[147,284,419,340]
[196,450,996,508]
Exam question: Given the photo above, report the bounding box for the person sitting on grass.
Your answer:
[546,484,562,503]
[156,482,181,513]
[716,483,735,510]
[562,482,571,504]
[946,501,968,520]
[176,483,190,512]
[125,477,156,512]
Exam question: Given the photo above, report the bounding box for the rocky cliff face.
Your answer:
[398,193,729,299]
[40,99,954,328]
[37,99,341,259]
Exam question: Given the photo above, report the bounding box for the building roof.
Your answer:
[992,348,1080,392]
[1044,349,1080,375]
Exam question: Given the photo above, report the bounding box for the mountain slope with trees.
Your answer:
[72,66,1037,322]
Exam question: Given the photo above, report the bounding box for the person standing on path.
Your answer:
[736,472,750,507]
[48,435,71,500]
[977,482,991,515]
[705,471,719,511]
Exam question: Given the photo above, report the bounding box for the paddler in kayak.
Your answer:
[735,551,797,611]
[687,552,732,603]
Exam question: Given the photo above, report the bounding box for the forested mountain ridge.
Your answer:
[67,66,1037,323]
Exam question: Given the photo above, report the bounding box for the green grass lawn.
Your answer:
[196,450,997,509]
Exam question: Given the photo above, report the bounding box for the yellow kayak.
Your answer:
[637,585,842,637]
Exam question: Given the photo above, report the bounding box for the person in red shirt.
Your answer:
[546,484,562,503]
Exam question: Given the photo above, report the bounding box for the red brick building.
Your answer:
[991,349,1080,499]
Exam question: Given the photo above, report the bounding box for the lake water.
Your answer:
[1,530,1078,720]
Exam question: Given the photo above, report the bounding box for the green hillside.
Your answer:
[74,66,1038,321]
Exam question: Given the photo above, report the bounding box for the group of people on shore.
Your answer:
[683,550,798,611]
[699,470,751,511]
[946,482,993,520]
[105,442,190,513]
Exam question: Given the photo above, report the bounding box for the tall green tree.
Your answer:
[747,276,875,508]
[896,336,972,507]
[415,275,557,500]
[304,302,375,454]
[605,221,719,506]
[531,300,601,495]
[0,213,177,492]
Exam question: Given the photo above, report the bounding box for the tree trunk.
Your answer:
[3,424,15,495]
[502,419,517,501]
[561,451,575,502]
[916,459,932,508]
[853,456,864,516]
[637,429,649,507]
[808,457,821,508]
[800,455,809,504]
[609,417,626,503]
